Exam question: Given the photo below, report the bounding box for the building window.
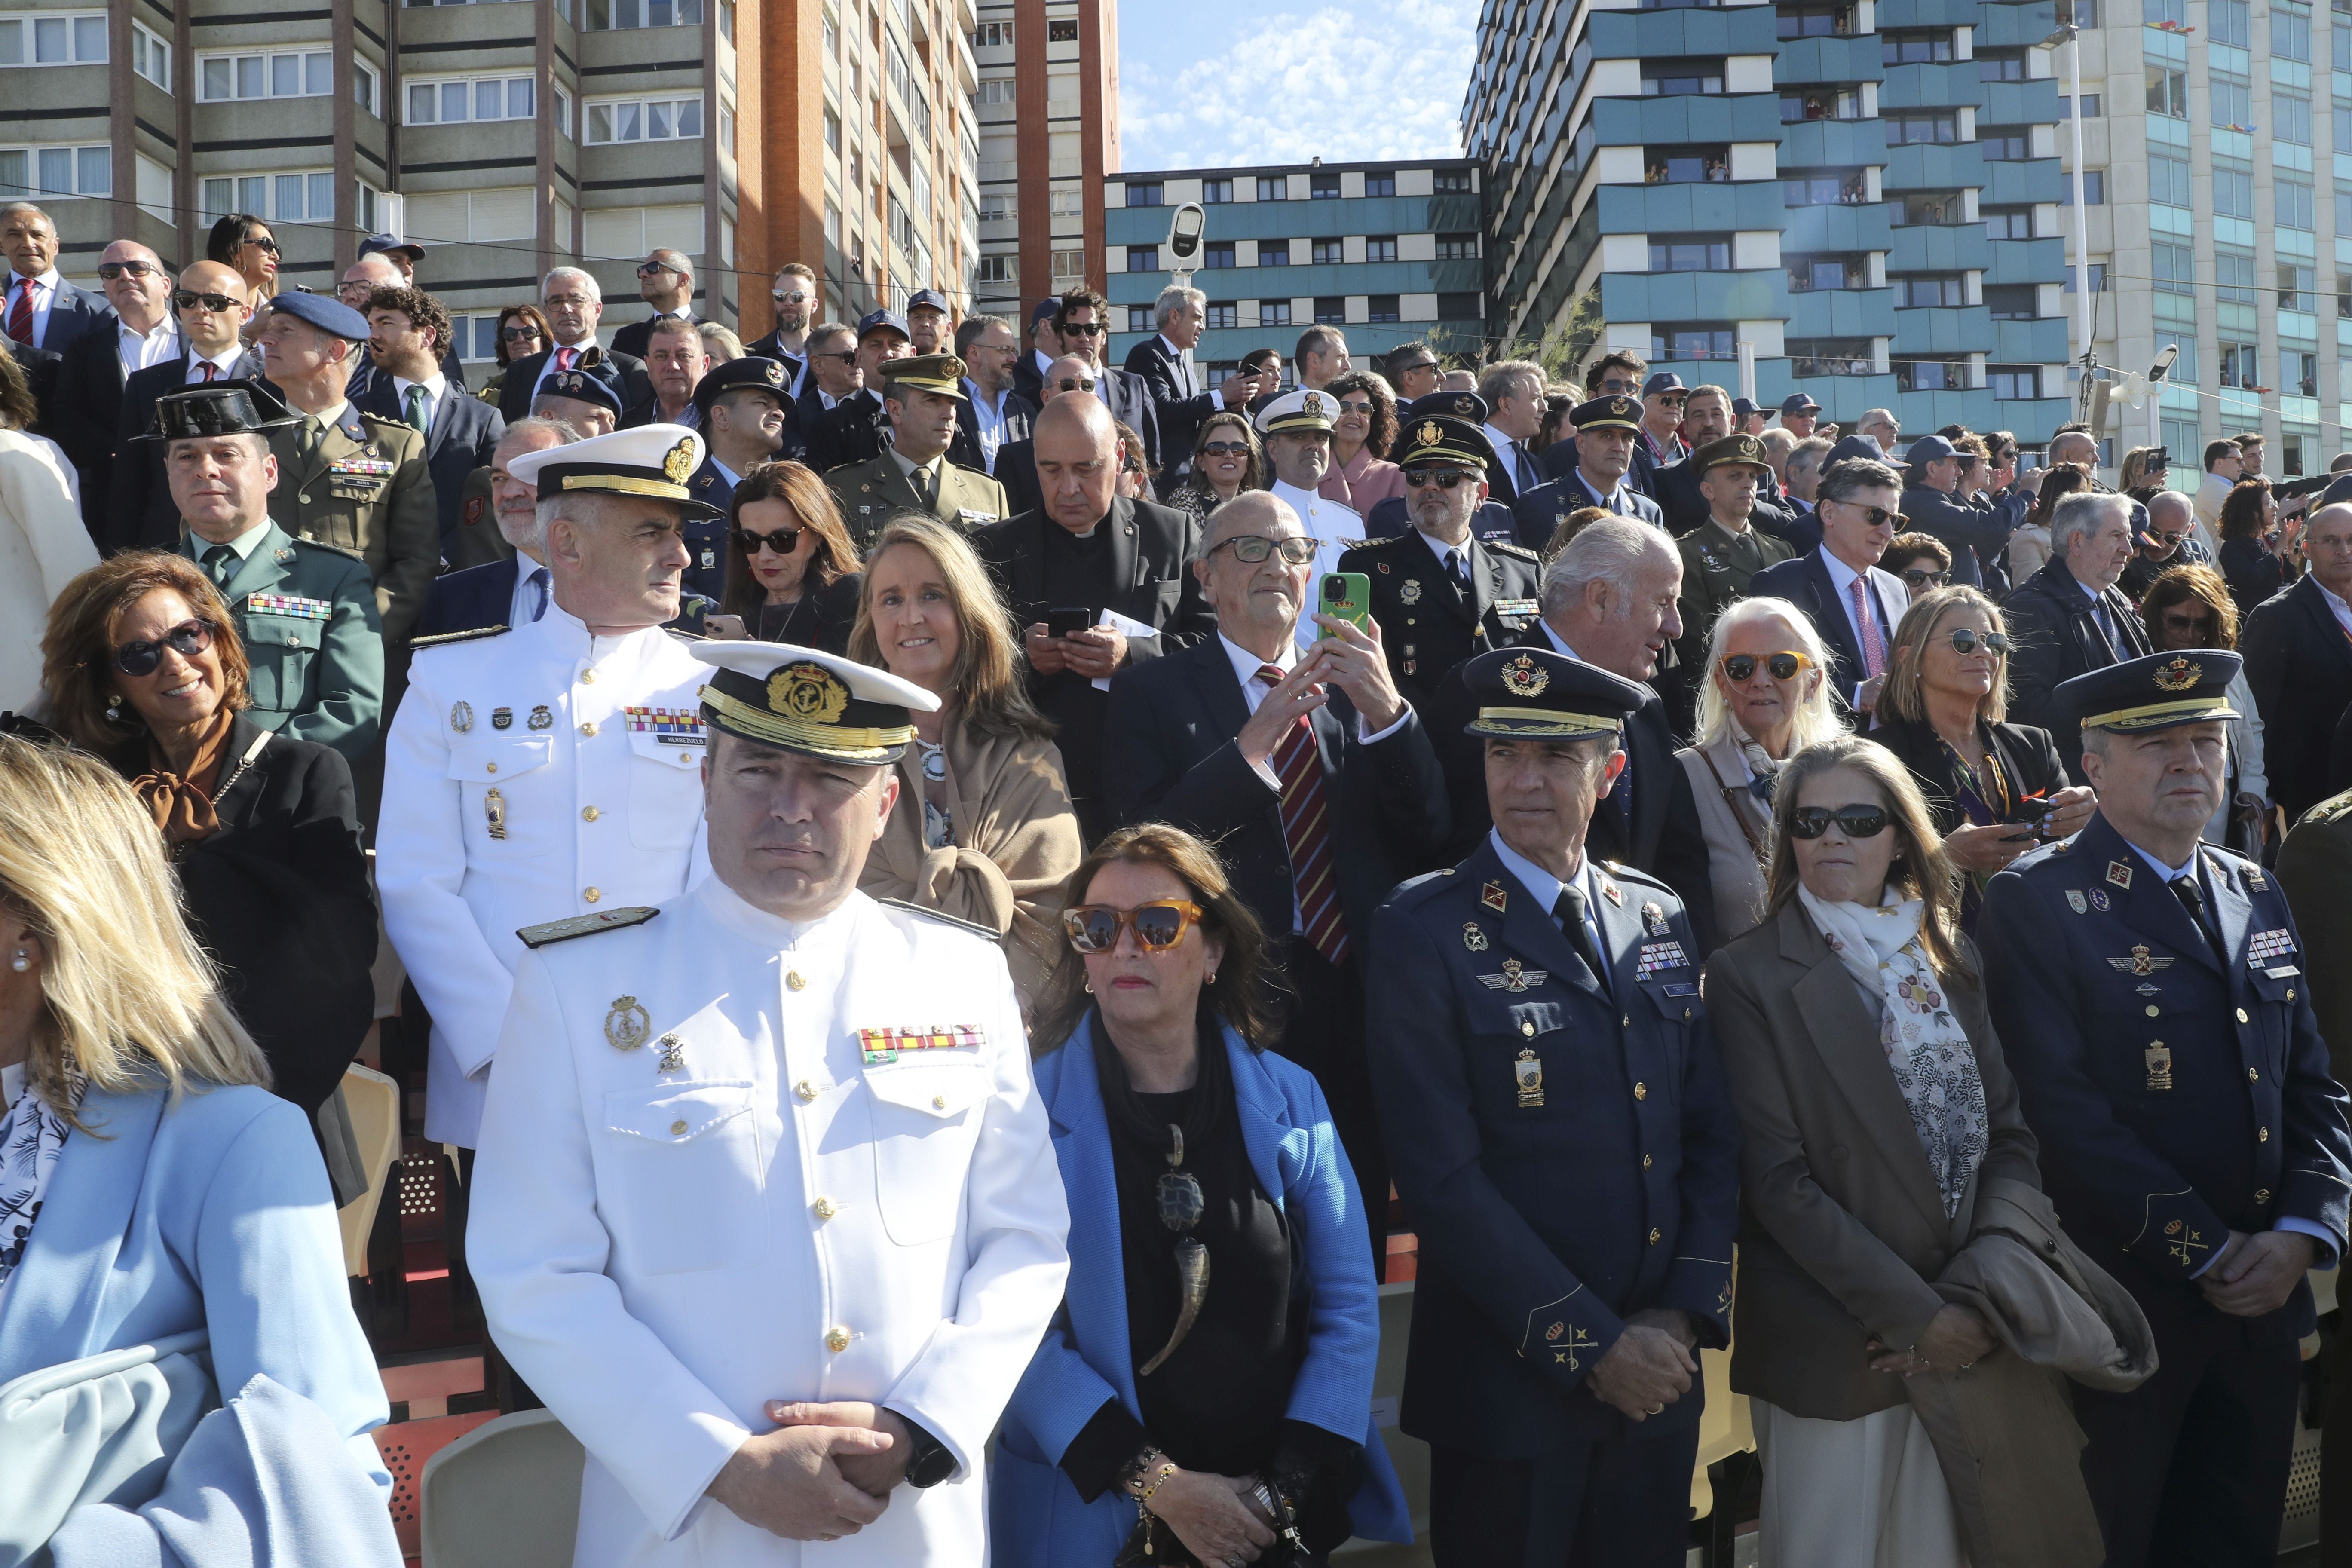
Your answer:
[1433,168,1473,194]
[408,75,535,124]
[2058,92,2101,116]
[1984,205,2034,239]
[977,76,1015,104]
[2064,262,2111,294]
[1894,275,1966,307]
[0,13,107,65]
[975,253,1014,283]
[1050,187,1082,216]
[1201,178,1233,203]
[2279,177,2316,230]
[2149,154,2191,207]
[1311,171,1341,198]
[1205,300,1237,329]
[2280,263,2318,309]
[1437,291,1482,319]
[972,21,1009,46]
[1256,176,1287,201]
[2213,167,2254,218]
[1899,190,1966,224]
[1256,239,1290,266]
[1368,294,1404,322]
[1641,58,1725,95]
[200,49,333,100]
[1047,18,1078,39]
[2211,0,2249,45]
[2215,250,2256,301]
[1127,181,1163,207]
[1886,112,1959,144]
[2147,0,2184,24]
[1788,254,1868,291]
[2063,0,2099,21]
[1986,366,2040,399]
[1645,144,1731,182]
[1777,4,1853,37]
[2217,341,2258,387]
[1259,300,1292,327]
[1782,89,1862,121]
[977,193,1010,220]
[1127,245,1158,272]
[586,95,702,143]
[2211,77,2253,130]
[0,144,110,197]
[354,60,380,116]
[200,170,332,222]
[2297,352,2321,398]
[1977,48,2027,80]
[2153,241,2195,293]
[1436,232,1479,259]
[1882,30,1954,62]
[1784,172,1869,205]
[1128,305,1153,332]
[2278,6,2314,60]
[2339,190,2352,234]
[1310,236,1344,265]
[2080,170,2106,203]
[1985,285,2039,318]
[1051,248,1085,278]
[1789,338,1876,375]
[585,0,704,29]
[824,110,841,152]
[2146,68,2189,117]
[132,22,169,88]
[1201,241,1236,268]
[1897,358,1969,392]
[1363,235,1398,262]
[1313,297,1345,324]
[1651,322,1737,361]
[1649,236,1731,271]
[1981,129,2030,160]
[1363,170,1396,196]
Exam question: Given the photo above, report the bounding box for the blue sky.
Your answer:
[1117,0,1479,172]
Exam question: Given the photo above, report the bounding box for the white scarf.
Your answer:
[0,1060,70,1306]
[1798,885,1988,1216]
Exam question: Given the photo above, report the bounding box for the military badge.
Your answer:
[2151,656,2202,692]
[1600,878,1623,906]
[2089,888,2111,911]
[2163,1219,2208,1268]
[1399,578,1424,605]
[2105,860,2134,891]
[765,361,786,386]
[1514,1048,1545,1108]
[1642,901,1668,936]
[1552,1323,1596,1369]
[492,706,513,730]
[2107,946,2176,976]
[656,1032,686,1073]
[2245,865,2267,891]
[2065,889,2087,913]
[1462,922,1489,952]
[625,706,707,745]
[2145,1041,2173,1091]
[2249,928,2296,968]
[462,494,485,527]
[1302,391,1325,417]
[1481,880,1508,913]
[528,704,554,730]
[1499,653,1549,698]
[605,995,652,1051]
[662,437,696,484]
[450,701,474,734]
[1478,958,1549,993]
[484,786,507,840]
[1638,940,1690,976]
[770,661,851,724]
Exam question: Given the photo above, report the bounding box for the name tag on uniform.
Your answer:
[1637,940,1690,977]
[624,705,707,745]
[2250,928,2296,969]
[244,591,333,622]
[859,1023,985,1064]
[331,456,398,477]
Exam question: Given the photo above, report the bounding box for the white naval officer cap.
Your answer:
[690,641,942,765]
[1254,386,1341,437]
[508,423,723,518]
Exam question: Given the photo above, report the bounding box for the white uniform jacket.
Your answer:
[1269,479,1364,649]
[467,877,1072,1567]
[377,604,712,1146]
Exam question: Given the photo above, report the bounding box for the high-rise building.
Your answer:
[1465,0,2075,448]
[968,0,1120,318]
[1103,159,1487,382]
[0,0,978,375]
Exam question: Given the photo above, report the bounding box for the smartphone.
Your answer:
[702,612,747,640]
[1045,606,1093,639]
[1318,573,1372,639]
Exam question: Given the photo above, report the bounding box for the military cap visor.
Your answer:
[509,423,723,519]
[692,355,793,417]
[1459,648,1650,742]
[135,380,300,443]
[879,353,971,402]
[2064,651,2244,735]
[1571,395,1643,434]
[690,641,940,765]
[1694,434,1772,475]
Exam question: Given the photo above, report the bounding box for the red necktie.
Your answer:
[1850,578,1886,679]
[1256,665,1348,966]
[5,279,33,346]
[200,361,217,383]
[555,346,578,371]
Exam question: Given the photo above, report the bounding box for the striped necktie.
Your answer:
[1256,664,1348,965]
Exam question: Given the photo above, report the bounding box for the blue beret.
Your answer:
[534,368,625,417]
[266,291,372,341]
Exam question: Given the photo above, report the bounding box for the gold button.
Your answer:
[669,1118,688,1136]
[579,669,596,684]
[582,805,600,821]
[485,761,498,774]
[1648,1227,1661,1245]
[2260,1126,2271,1142]
[2257,1188,2272,1202]
[787,970,807,992]
[812,1197,838,1219]
[1521,1020,1534,1037]
[825,1326,850,1353]
[299,493,310,504]
[584,887,601,903]
[2288,989,2297,1001]
[795,1079,818,1101]
[933,1094,949,1109]
[2237,1008,2251,1024]
[1642,1154,1653,1168]
[2250,1067,2261,1082]
[2145,1005,2159,1017]
[1633,1082,1647,1101]
[580,720,599,736]
[1623,1014,1632,1028]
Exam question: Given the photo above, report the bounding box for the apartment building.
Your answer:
[968,0,1119,318]
[1466,0,2074,444]
[1102,159,1487,380]
[0,0,978,372]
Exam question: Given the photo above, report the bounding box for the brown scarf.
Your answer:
[132,709,237,846]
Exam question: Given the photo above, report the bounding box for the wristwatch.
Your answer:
[896,1414,956,1489]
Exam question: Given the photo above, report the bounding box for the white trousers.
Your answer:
[1752,1398,1969,1568]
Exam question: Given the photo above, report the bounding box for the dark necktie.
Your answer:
[404,383,431,435]
[2170,875,2228,970]
[1513,443,1537,493]
[524,565,550,623]
[1445,547,1470,597]
[199,361,217,383]
[1254,665,1348,965]
[202,544,236,588]
[1554,884,1609,993]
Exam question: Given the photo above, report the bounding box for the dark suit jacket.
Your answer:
[2000,557,2154,784]
[494,343,651,423]
[107,350,267,553]
[1901,483,2009,590]
[1865,714,2068,839]
[1105,634,1448,947]
[1511,472,1664,544]
[414,557,523,639]
[1749,549,1910,719]
[992,436,1044,522]
[2243,574,2352,822]
[609,309,697,362]
[1121,334,1223,483]
[1773,496,1825,554]
[357,375,506,554]
[49,313,173,536]
[745,571,865,655]
[1011,350,1049,407]
[10,339,62,446]
[742,330,806,389]
[9,274,106,354]
[955,386,1036,477]
[807,389,888,473]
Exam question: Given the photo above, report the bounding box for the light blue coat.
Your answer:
[990,1021,1412,1566]
[0,1080,392,1506]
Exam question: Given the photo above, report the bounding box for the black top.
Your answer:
[2219,533,2287,622]
[1039,514,1116,621]
[752,571,864,655]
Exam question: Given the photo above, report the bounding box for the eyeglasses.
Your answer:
[1336,400,1376,416]
[1059,321,1103,336]
[1720,651,1810,682]
[637,260,687,277]
[1398,359,1439,375]
[1942,628,2011,656]
[1831,501,1906,529]
[97,260,162,280]
[817,349,858,363]
[500,324,545,343]
[1062,900,1207,953]
[735,525,802,556]
[239,236,279,255]
[1788,804,1892,840]
[1597,377,1638,394]
[1199,440,1251,457]
[336,280,375,297]
[172,290,240,314]
[1899,567,1951,589]
[1208,534,1320,565]
[1403,467,1474,489]
[1057,377,1098,392]
[772,289,813,303]
[106,619,216,678]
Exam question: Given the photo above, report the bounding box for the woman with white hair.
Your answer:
[1676,595,1844,937]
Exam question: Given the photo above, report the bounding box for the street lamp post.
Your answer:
[2042,22,2098,423]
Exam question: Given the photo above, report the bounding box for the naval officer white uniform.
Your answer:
[469,642,1071,1568]
[1260,387,1365,649]
[377,423,723,1148]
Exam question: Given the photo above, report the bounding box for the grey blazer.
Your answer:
[1676,732,1774,944]
[1703,900,2043,1419]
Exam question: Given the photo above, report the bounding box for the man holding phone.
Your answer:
[1340,413,1544,711]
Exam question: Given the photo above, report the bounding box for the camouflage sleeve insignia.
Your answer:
[411,623,511,649]
[875,897,1002,941]
[516,906,660,949]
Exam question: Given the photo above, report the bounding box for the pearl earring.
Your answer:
[105,695,122,722]
[9,949,28,974]
[1206,971,1219,986]
[1082,980,1093,994]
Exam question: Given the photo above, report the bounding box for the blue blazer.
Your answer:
[415,557,522,638]
[991,1021,1412,1566]
[356,373,507,551]
[0,1080,390,1494]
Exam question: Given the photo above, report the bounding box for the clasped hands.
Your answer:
[1586,1308,1700,1421]
[704,1400,915,1542]
[1868,1303,1999,1378]
[2202,1229,2317,1317]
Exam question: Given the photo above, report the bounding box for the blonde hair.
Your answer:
[1879,585,2009,725]
[1691,596,1844,755]
[0,735,269,1121]
[849,514,1053,741]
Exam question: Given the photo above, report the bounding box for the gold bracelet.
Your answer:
[1136,1461,1178,1512]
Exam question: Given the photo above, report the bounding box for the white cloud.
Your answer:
[1118,0,1477,172]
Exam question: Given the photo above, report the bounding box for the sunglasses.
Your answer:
[772,290,813,303]
[1063,900,1206,953]
[1059,321,1103,336]
[1721,651,1810,682]
[500,324,545,343]
[1943,628,2011,656]
[1834,502,1906,529]
[1336,400,1376,416]
[1403,467,1474,489]
[1598,378,1639,393]
[1209,533,1320,565]
[1399,359,1439,375]
[1199,440,1251,457]
[1653,395,1688,409]
[637,260,686,277]
[239,236,279,254]
[1789,804,1892,840]
[1057,377,1098,392]
[1900,568,1950,588]
[172,290,240,314]
[816,349,858,363]
[98,260,162,280]
[107,619,216,678]
[735,525,802,555]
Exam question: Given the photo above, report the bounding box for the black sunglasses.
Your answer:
[1900,567,1951,588]
[500,324,544,343]
[1721,651,1809,682]
[735,525,802,555]
[637,260,687,277]
[1789,804,1892,840]
[1833,502,1905,529]
[1199,440,1251,457]
[1059,321,1103,336]
[1943,628,2011,656]
[818,350,858,363]
[239,236,279,254]
[107,619,217,678]
[1403,467,1474,489]
[98,260,162,280]
[172,290,240,314]
[1057,376,1098,391]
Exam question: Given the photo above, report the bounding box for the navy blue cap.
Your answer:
[358,233,425,263]
[1780,392,1822,415]
[1642,372,1687,398]
[266,291,371,341]
[1826,434,1885,467]
[1732,396,1762,418]
[1030,298,1061,325]
[533,367,625,418]
[1459,649,1651,742]
[2061,651,2244,734]
[693,355,792,419]
[1400,389,1491,426]
[857,309,911,342]
[1904,434,1960,466]
[1571,395,1643,434]
[906,288,951,315]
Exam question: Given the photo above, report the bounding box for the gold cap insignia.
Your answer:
[1452,394,1477,415]
[2152,655,2201,692]
[1500,653,1550,698]
[1419,420,1441,447]
[769,661,850,724]
[1303,391,1324,415]
[765,361,785,385]
[662,438,695,484]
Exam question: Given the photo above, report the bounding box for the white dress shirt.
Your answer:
[116,318,180,377]
[965,377,1012,472]
[2318,576,2352,640]
[1483,421,1534,489]
[1268,478,1362,646]
[3,268,60,350]
[184,345,246,383]
[391,371,449,435]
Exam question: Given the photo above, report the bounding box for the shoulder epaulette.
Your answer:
[1346,530,1415,548]
[875,897,1001,941]
[411,623,511,649]
[1384,868,1461,910]
[1487,539,1540,562]
[2304,790,2352,826]
[285,533,367,564]
[516,906,659,948]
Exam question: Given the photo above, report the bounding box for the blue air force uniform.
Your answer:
[1979,651,2352,1568]
[1369,649,1740,1568]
